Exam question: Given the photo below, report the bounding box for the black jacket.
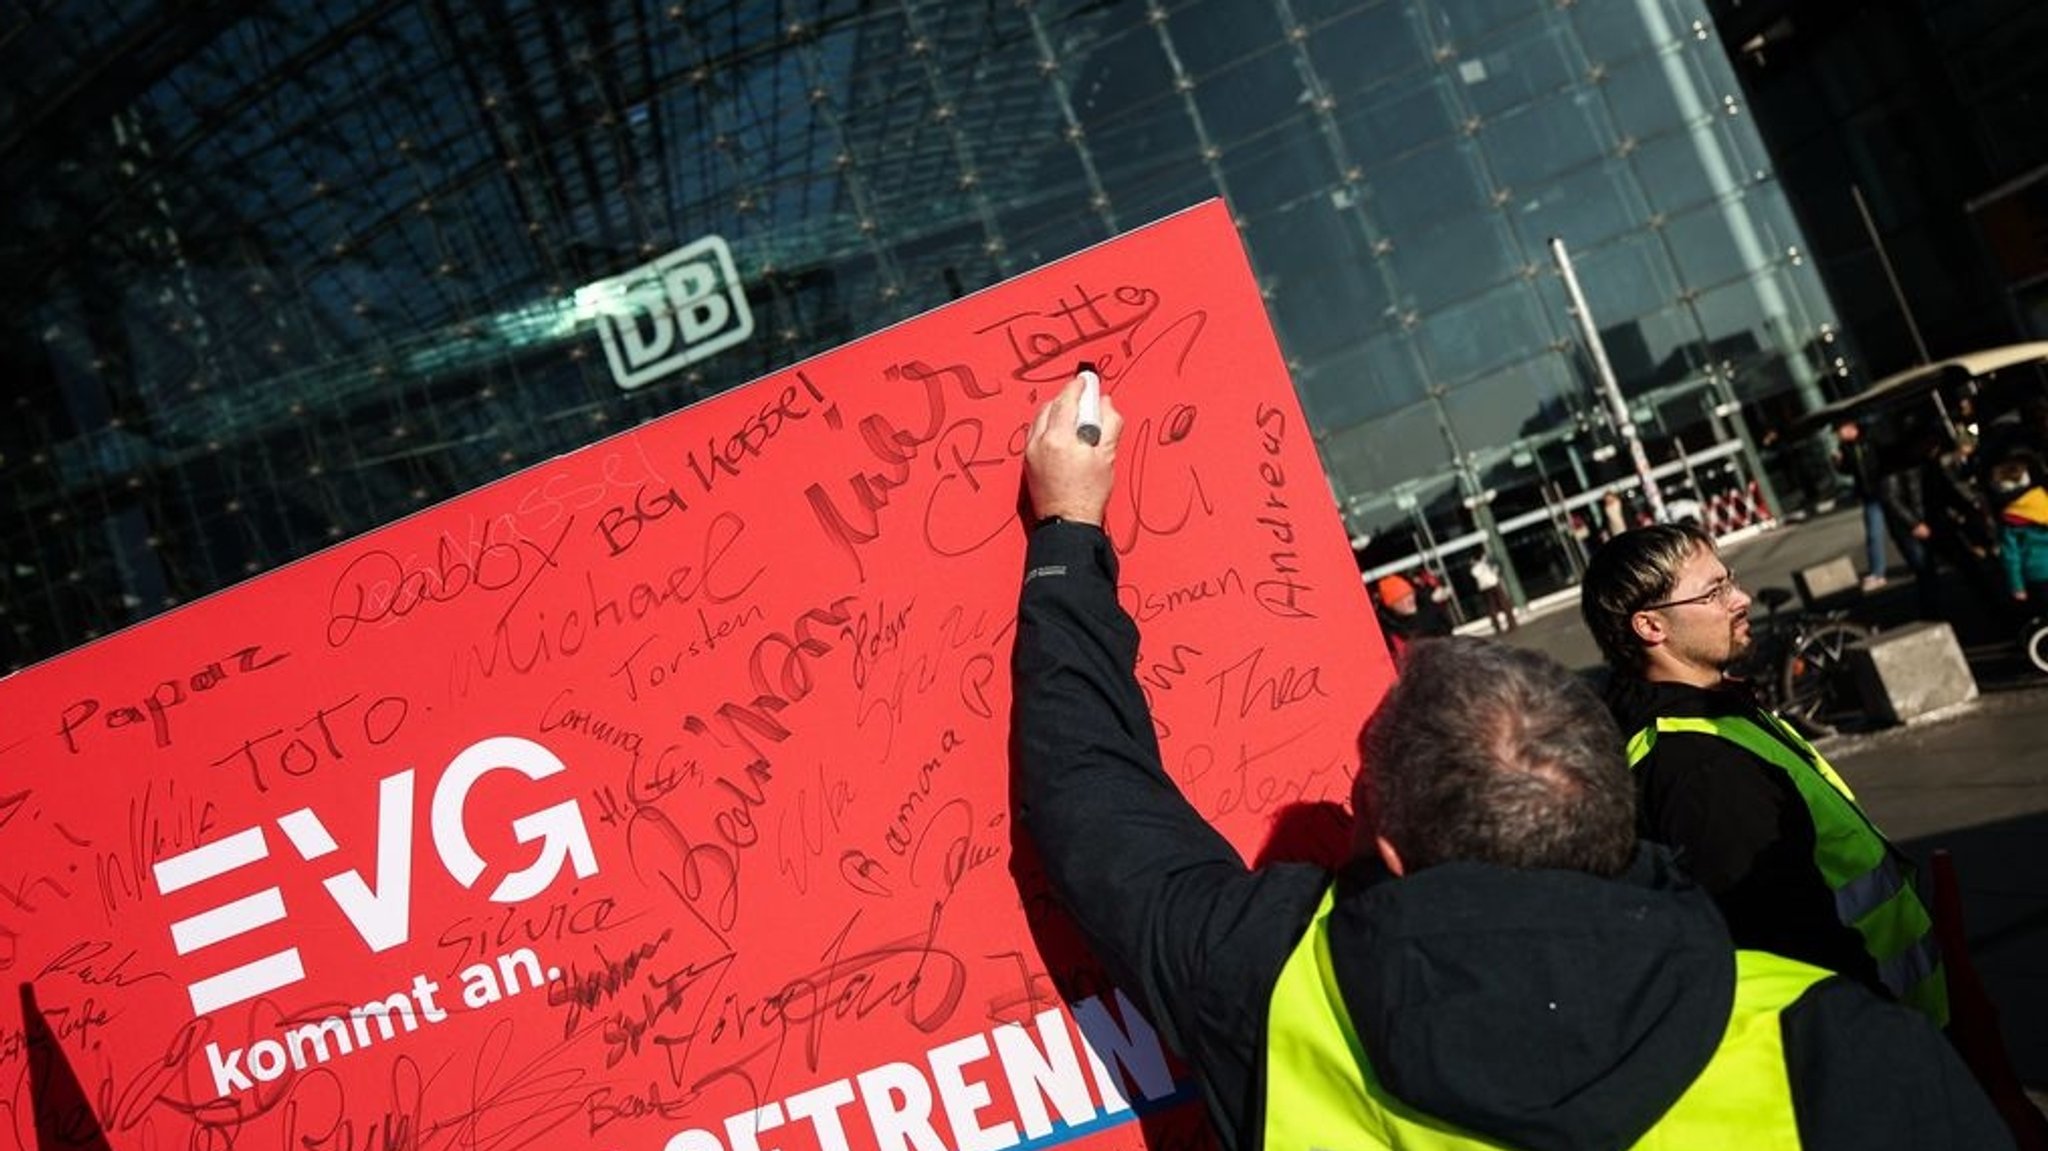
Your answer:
[1604,676,1883,989]
[1376,598,1453,659]
[1016,522,2006,1151]
[1837,437,1885,501]
[1884,453,1996,551]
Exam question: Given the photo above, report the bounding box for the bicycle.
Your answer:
[1736,587,1877,731]
[2024,612,2048,676]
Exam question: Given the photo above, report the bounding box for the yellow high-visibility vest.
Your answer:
[1264,886,1827,1151]
[1627,713,1946,1025]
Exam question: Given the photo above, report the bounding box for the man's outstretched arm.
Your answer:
[1012,378,1265,1048]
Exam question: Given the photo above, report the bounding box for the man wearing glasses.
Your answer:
[1581,525,1946,1024]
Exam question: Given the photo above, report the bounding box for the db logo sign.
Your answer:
[593,234,754,390]
[152,736,598,1017]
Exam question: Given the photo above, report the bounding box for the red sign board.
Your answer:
[0,201,1392,1151]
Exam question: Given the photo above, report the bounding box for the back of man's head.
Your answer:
[1353,638,1635,878]
[1580,524,1714,674]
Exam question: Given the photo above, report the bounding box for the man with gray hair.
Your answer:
[1015,380,2001,1150]
[1581,524,1944,1024]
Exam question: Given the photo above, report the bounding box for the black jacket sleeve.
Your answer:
[1882,466,1928,530]
[1012,520,1326,1151]
[1837,441,1882,500]
[1636,734,1882,991]
[1784,978,2015,1150]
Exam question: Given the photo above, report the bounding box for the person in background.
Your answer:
[1468,550,1515,634]
[1600,488,1629,542]
[1832,419,1892,590]
[1990,452,2048,610]
[1372,572,1452,660]
[1580,523,1947,1025]
[1882,425,2002,620]
[1013,378,2007,1151]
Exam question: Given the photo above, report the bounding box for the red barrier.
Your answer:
[1746,479,1774,525]
[1931,848,2048,1149]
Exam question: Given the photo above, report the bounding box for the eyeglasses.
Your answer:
[1640,570,1742,612]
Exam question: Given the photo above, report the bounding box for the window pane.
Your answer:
[1223,120,1339,216]
[1370,139,1493,234]
[1718,112,1776,186]
[1310,3,1434,99]
[1566,229,1684,323]
[1631,126,1744,216]
[1298,325,1429,429]
[1782,255,1847,338]
[1603,48,1712,141]
[1196,49,1308,147]
[1508,159,1654,251]
[1419,279,1550,382]
[1323,398,1454,494]
[1426,0,1547,44]
[1570,0,1673,65]
[1391,213,1523,312]
[1689,273,1814,400]
[1458,20,1581,117]
[1171,0,1286,75]
[1072,26,1178,124]
[1664,198,1772,289]
[1686,32,1746,96]
[1740,182,1812,268]
[997,182,1115,271]
[1094,106,1211,217]
[1615,303,1713,393]
[1249,199,1390,361]
[1535,279,1708,394]
[1446,352,1579,449]
[1337,72,1461,167]
[1483,89,1617,189]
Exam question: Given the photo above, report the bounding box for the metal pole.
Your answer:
[1549,236,1668,522]
[1527,450,1584,581]
[1851,183,1959,443]
[1851,183,1929,364]
[1673,432,1704,514]
[1408,503,1465,626]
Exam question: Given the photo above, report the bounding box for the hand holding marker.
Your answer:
[1075,362,1103,446]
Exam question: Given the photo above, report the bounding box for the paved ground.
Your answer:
[1494,506,2048,1095]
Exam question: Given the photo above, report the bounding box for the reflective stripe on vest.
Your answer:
[1263,886,1823,1151]
[1626,714,1947,1025]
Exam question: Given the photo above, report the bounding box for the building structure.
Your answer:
[0,0,1854,669]
[1707,0,2048,372]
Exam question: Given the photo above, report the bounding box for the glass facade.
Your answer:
[0,0,1851,669]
